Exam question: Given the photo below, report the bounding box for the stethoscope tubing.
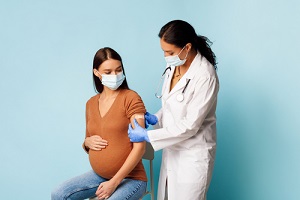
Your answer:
[162,66,171,76]
[155,66,191,102]
[182,79,191,94]
[155,66,171,99]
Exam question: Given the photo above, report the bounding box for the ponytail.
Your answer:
[195,36,217,70]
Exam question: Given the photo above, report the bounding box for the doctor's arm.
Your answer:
[148,76,219,150]
[153,109,163,129]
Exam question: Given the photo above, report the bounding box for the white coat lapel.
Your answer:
[161,66,175,101]
[168,76,188,97]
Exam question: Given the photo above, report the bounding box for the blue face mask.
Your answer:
[165,45,189,66]
[101,72,125,90]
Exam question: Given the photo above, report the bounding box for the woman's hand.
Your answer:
[95,180,118,199]
[84,135,108,151]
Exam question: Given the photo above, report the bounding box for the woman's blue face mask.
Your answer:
[99,72,125,90]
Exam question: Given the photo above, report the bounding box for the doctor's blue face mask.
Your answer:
[164,45,189,66]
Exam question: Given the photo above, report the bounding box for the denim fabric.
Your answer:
[51,170,147,200]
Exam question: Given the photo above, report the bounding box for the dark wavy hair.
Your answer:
[92,47,129,93]
[158,20,217,70]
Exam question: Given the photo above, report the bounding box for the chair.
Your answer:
[89,142,155,200]
[140,142,155,200]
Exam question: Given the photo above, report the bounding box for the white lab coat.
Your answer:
[148,53,219,200]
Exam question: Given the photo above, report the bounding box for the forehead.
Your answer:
[160,39,181,52]
[99,59,122,70]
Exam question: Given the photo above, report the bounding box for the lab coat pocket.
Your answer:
[177,149,209,184]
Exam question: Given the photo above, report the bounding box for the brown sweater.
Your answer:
[85,89,147,181]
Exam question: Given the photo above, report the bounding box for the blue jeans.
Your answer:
[51,170,147,200]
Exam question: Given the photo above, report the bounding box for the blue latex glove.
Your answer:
[128,119,150,142]
[145,112,158,128]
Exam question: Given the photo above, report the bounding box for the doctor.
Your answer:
[128,20,219,200]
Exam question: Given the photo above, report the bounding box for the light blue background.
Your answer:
[1,0,299,199]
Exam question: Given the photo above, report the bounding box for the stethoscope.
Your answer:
[176,79,191,102]
[155,66,191,102]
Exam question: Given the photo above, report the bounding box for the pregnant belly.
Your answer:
[89,144,132,179]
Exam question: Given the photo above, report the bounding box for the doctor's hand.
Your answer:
[145,112,158,128]
[84,135,108,151]
[128,119,150,142]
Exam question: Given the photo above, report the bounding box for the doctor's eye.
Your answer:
[164,50,173,56]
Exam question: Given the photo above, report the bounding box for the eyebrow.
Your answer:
[162,49,173,53]
[103,66,122,71]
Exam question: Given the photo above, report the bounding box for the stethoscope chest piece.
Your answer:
[176,78,191,102]
[176,93,184,102]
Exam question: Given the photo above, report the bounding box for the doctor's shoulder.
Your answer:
[198,55,217,75]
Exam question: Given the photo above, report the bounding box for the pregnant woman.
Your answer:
[51,47,147,200]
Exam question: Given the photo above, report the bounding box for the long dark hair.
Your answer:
[92,47,129,93]
[158,20,217,70]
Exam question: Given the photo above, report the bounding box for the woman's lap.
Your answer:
[51,170,103,200]
[108,178,147,200]
[51,170,146,200]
